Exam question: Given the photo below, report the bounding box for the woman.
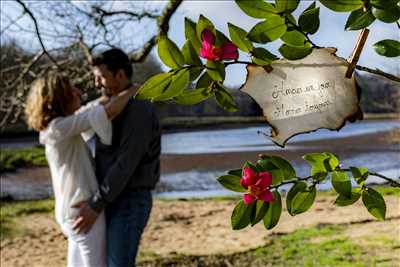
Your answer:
[25,72,136,267]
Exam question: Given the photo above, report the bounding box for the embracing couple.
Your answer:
[25,48,161,267]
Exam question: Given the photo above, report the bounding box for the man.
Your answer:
[73,48,161,267]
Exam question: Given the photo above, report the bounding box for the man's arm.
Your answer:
[93,103,153,211]
[73,104,153,233]
[103,86,138,120]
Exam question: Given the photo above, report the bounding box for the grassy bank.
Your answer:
[0,199,54,239]
[0,147,47,173]
[138,223,399,267]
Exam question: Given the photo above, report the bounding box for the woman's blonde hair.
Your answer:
[25,72,74,131]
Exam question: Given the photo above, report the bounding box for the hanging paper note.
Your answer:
[240,48,363,147]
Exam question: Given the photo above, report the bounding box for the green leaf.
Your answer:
[350,166,369,185]
[374,39,400,57]
[228,23,253,52]
[247,15,287,44]
[258,155,296,180]
[275,0,300,13]
[331,171,352,198]
[206,60,225,81]
[362,187,386,220]
[322,152,339,171]
[135,72,173,100]
[214,84,238,112]
[304,1,316,12]
[231,200,255,230]
[303,152,339,180]
[173,87,212,105]
[299,7,320,34]
[196,14,215,41]
[188,66,204,81]
[287,182,316,216]
[251,47,279,65]
[291,186,316,215]
[319,0,364,12]
[370,0,399,10]
[251,200,269,226]
[345,8,376,30]
[303,152,329,167]
[286,182,305,214]
[153,69,190,101]
[279,43,312,60]
[372,6,400,23]
[335,188,361,206]
[243,161,259,172]
[158,36,184,69]
[182,40,202,66]
[303,152,329,180]
[196,71,213,88]
[185,17,201,52]
[217,175,247,193]
[228,169,243,177]
[257,159,283,185]
[285,13,297,31]
[263,191,282,229]
[235,0,277,18]
[280,30,306,47]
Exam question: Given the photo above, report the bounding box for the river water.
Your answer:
[1,120,399,200]
[158,120,400,198]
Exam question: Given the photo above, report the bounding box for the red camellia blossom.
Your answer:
[199,29,239,61]
[240,167,274,204]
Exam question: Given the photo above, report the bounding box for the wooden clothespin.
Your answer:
[345,28,370,79]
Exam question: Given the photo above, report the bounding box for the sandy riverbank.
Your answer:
[1,194,399,267]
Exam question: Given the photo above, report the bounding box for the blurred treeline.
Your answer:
[0,41,398,135]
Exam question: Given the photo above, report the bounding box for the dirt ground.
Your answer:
[1,195,399,267]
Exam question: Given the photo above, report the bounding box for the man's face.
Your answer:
[93,64,120,96]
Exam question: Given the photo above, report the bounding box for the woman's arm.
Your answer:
[103,86,138,120]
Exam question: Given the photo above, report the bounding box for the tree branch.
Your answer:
[223,60,399,83]
[15,0,61,69]
[270,176,313,190]
[285,19,321,48]
[369,171,400,187]
[355,65,400,82]
[0,12,25,35]
[76,26,93,64]
[129,0,183,63]
[6,51,45,90]
[92,6,159,20]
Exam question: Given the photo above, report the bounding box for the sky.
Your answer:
[170,1,399,87]
[1,0,399,87]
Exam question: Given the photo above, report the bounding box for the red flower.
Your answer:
[199,29,239,61]
[240,167,274,204]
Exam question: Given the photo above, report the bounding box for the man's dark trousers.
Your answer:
[105,190,152,267]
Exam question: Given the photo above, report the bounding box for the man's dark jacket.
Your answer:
[89,99,161,212]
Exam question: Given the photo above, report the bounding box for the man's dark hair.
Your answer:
[92,48,133,79]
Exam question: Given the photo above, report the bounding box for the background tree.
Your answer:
[0,0,182,130]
